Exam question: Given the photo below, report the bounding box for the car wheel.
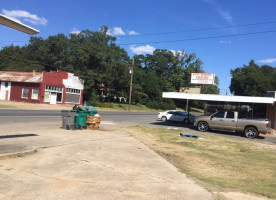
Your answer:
[161,116,167,122]
[244,126,258,138]
[183,118,190,124]
[197,121,208,132]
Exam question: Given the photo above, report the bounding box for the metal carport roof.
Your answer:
[162,92,276,104]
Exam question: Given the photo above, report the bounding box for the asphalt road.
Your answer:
[0,109,275,143]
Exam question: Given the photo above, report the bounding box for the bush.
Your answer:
[89,101,114,108]
[146,100,176,110]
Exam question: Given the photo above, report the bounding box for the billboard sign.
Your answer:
[191,73,215,85]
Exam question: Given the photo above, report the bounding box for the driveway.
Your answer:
[0,121,212,200]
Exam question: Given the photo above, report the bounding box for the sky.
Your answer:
[1,0,276,95]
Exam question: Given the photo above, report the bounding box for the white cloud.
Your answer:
[130,45,155,55]
[216,9,234,25]
[257,58,276,64]
[70,28,81,35]
[128,30,139,35]
[2,9,47,25]
[202,1,236,27]
[170,50,186,57]
[112,27,125,35]
[219,40,232,44]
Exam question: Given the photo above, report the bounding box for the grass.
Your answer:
[124,126,276,199]
[95,102,204,113]
[0,104,18,109]
[95,103,164,112]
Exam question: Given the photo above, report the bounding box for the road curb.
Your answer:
[0,148,38,160]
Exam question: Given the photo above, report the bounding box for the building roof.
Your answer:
[0,71,42,83]
[162,92,276,104]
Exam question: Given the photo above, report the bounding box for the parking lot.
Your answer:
[0,121,212,200]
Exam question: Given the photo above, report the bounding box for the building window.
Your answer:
[44,91,50,102]
[21,88,29,99]
[44,85,63,103]
[45,85,63,93]
[65,88,81,104]
[66,88,80,94]
[31,89,39,100]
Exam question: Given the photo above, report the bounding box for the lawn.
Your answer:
[124,126,276,199]
[0,104,18,109]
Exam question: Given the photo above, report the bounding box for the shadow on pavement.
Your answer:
[0,134,38,139]
[151,121,266,140]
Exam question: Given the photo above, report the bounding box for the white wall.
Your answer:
[63,73,84,90]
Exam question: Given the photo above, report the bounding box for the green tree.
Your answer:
[230,60,275,96]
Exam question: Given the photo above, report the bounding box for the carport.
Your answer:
[162,92,276,136]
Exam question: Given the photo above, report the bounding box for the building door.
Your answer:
[0,81,11,100]
[50,92,57,104]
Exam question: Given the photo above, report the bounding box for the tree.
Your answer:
[201,76,220,94]
[230,60,276,96]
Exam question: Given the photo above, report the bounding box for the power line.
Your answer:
[119,29,276,45]
[120,20,276,37]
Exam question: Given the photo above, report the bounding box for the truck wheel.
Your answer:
[161,116,167,122]
[198,121,208,132]
[244,126,258,138]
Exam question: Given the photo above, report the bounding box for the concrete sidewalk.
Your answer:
[0,122,212,200]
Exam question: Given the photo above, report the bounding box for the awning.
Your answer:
[162,92,275,104]
[0,14,39,35]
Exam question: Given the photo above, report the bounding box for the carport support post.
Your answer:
[186,99,189,113]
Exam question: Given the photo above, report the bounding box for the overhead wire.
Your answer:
[120,20,276,37]
[119,29,276,45]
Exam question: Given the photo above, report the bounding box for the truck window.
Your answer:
[213,111,225,118]
[226,111,234,119]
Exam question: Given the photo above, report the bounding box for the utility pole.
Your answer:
[128,58,134,111]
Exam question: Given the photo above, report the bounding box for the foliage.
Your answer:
[90,101,114,108]
[0,26,220,109]
[230,60,276,96]
[201,76,220,94]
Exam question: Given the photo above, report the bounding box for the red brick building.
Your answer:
[0,70,84,105]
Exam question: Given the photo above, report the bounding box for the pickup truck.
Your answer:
[194,110,271,138]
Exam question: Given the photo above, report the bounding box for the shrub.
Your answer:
[146,100,176,110]
[90,101,114,108]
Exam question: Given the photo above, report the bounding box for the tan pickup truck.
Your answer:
[194,111,271,138]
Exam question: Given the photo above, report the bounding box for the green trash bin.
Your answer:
[75,106,90,129]
[85,106,98,116]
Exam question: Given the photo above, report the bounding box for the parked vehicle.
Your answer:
[158,110,195,124]
[194,111,271,138]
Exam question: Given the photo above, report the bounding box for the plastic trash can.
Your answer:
[61,110,77,130]
[85,106,98,116]
[75,107,90,129]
